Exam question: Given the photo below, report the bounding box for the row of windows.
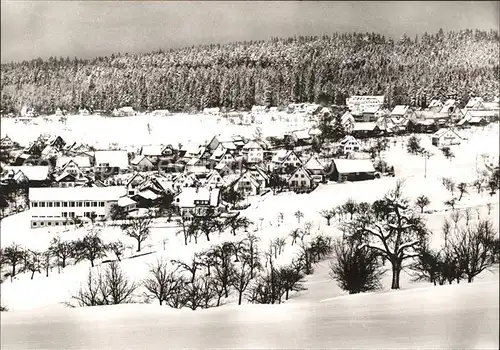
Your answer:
[290,180,308,187]
[31,201,106,208]
[294,173,306,178]
[31,215,106,228]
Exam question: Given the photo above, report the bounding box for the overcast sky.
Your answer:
[1,1,499,63]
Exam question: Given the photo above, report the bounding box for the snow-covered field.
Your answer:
[1,113,499,348]
[2,279,498,349]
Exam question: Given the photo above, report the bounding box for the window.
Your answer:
[41,222,45,226]
[40,202,46,207]
[48,222,52,226]
[33,222,37,226]
[69,201,75,207]
[92,202,98,207]
[55,202,61,207]
[32,202,38,207]
[99,202,105,207]
[55,222,59,226]
[62,202,68,207]
[301,181,306,186]
[77,202,83,207]
[295,174,299,178]
[48,202,53,207]
[85,202,90,207]
[128,191,135,195]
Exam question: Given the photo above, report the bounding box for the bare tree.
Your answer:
[48,236,73,269]
[330,239,385,294]
[243,233,261,279]
[279,259,306,300]
[442,177,456,196]
[457,182,468,201]
[288,228,301,246]
[274,237,287,256]
[319,209,335,226]
[210,242,237,298]
[449,219,498,283]
[226,215,252,236]
[143,259,186,306]
[464,208,472,227]
[123,214,153,252]
[415,194,430,213]
[175,216,192,246]
[342,199,358,220]
[450,210,462,228]
[41,250,52,277]
[24,250,42,280]
[107,241,125,262]
[171,255,202,284]
[347,182,429,289]
[277,212,284,226]
[231,257,253,305]
[183,276,216,310]
[1,243,25,281]
[294,210,304,223]
[71,262,138,307]
[73,229,109,267]
[473,179,484,194]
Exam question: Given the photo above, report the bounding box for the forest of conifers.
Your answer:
[0,29,499,114]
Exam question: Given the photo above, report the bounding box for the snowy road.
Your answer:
[2,281,498,349]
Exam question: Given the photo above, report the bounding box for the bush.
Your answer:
[329,239,386,294]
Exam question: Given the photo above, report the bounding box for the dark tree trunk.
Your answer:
[137,239,142,252]
[61,257,66,268]
[90,259,95,267]
[285,289,289,300]
[31,270,35,280]
[467,275,473,283]
[238,289,243,305]
[390,260,401,289]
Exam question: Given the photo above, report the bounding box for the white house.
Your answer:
[174,187,220,216]
[431,128,462,148]
[0,135,14,148]
[271,150,302,171]
[330,159,376,182]
[94,150,129,173]
[2,166,50,184]
[54,160,89,188]
[340,112,355,134]
[242,140,264,164]
[113,107,136,117]
[288,166,312,189]
[338,135,362,154]
[303,156,325,183]
[28,186,127,228]
[130,155,154,171]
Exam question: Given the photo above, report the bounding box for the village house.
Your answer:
[139,144,176,164]
[457,113,489,128]
[390,105,413,120]
[203,107,221,116]
[288,166,313,189]
[209,145,237,166]
[291,129,313,145]
[330,159,376,182]
[126,173,147,197]
[351,123,382,138]
[338,135,362,154]
[28,186,126,228]
[173,187,220,216]
[242,140,264,164]
[1,165,51,186]
[303,156,326,183]
[204,170,227,189]
[340,111,355,134]
[79,108,90,116]
[117,196,138,214]
[359,105,381,122]
[53,160,90,188]
[0,135,14,149]
[270,150,302,173]
[56,156,93,173]
[431,128,462,148]
[130,155,155,172]
[232,171,262,197]
[428,99,444,113]
[94,150,129,175]
[113,106,137,117]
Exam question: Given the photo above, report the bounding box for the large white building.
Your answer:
[28,186,126,228]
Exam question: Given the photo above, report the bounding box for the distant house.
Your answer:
[41,145,61,159]
[247,165,270,188]
[340,112,355,134]
[338,135,362,154]
[54,160,89,188]
[204,170,226,189]
[174,187,220,216]
[242,140,264,164]
[270,150,302,172]
[291,129,313,145]
[56,156,92,173]
[390,105,412,119]
[330,159,376,182]
[126,173,146,197]
[203,107,221,116]
[209,146,237,166]
[303,156,325,183]
[130,155,154,171]
[232,171,262,197]
[351,123,381,138]
[94,150,129,175]
[251,105,267,114]
[139,144,175,163]
[428,99,444,112]
[0,135,14,148]
[431,128,462,148]
[2,165,51,186]
[117,196,137,213]
[463,110,498,123]
[288,166,313,189]
[113,106,137,117]
[360,105,381,122]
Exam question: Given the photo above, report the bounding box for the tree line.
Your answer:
[1,29,498,115]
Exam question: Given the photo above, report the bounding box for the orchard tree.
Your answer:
[143,259,186,306]
[294,210,304,223]
[415,194,430,213]
[319,209,335,226]
[346,181,429,289]
[406,135,422,154]
[74,229,109,267]
[457,182,468,201]
[48,236,73,268]
[123,214,153,252]
[342,199,358,220]
[1,243,25,280]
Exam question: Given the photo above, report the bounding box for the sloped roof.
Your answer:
[243,140,263,150]
[390,105,409,116]
[304,156,324,171]
[140,145,164,156]
[465,97,483,108]
[94,150,129,169]
[362,105,380,114]
[333,159,375,173]
[432,128,462,139]
[131,155,152,166]
[428,99,443,108]
[341,112,354,124]
[56,156,91,169]
[4,166,50,181]
[137,189,160,200]
[293,129,312,140]
[118,196,137,206]
[353,122,378,131]
[288,166,312,181]
[175,187,220,207]
[30,186,126,201]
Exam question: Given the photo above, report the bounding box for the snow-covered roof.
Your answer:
[130,155,152,166]
[308,127,322,136]
[243,140,263,150]
[304,156,324,171]
[341,112,354,124]
[30,186,126,201]
[333,159,375,174]
[339,135,359,145]
[353,122,378,131]
[140,145,164,156]
[118,196,136,207]
[119,107,135,113]
[175,187,220,207]
[428,99,443,108]
[137,189,159,200]
[220,141,237,150]
[94,150,129,169]
[432,128,461,139]
[466,110,498,118]
[390,105,409,116]
[4,166,50,181]
[56,156,91,169]
[465,97,483,108]
[468,116,487,124]
[362,105,380,114]
[293,129,312,140]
